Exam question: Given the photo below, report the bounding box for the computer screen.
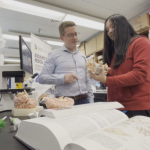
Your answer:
[19,36,33,75]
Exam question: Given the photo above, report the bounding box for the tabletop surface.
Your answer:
[0,111,30,150]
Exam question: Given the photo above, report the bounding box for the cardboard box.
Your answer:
[94,50,103,63]
[134,13,150,33]
[85,37,96,56]
[96,32,104,51]
[78,43,86,55]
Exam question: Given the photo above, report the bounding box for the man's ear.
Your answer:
[60,35,64,42]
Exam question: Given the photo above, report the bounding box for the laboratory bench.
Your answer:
[0,111,30,150]
[0,91,107,150]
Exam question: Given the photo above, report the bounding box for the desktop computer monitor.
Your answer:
[19,36,33,75]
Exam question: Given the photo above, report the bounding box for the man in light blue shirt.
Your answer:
[39,21,94,104]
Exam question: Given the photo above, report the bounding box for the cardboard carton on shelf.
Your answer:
[85,37,96,56]
[134,13,150,33]
[78,43,86,55]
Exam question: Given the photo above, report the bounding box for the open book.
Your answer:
[38,101,123,118]
[14,103,150,150]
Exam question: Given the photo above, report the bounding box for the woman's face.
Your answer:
[106,20,115,41]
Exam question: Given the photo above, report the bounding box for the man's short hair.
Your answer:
[59,21,76,36]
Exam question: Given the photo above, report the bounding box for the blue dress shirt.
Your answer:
[39,45,94,103]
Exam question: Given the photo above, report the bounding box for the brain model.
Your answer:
[45,96,74,109]
[14,90,37,109]
[87,62,110,75]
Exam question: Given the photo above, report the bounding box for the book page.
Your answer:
[15,109,127,150]
[38,102,124,118]
[51,109,127,149]
[64,116,150,150]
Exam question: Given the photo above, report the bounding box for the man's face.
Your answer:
[60,26,78,50]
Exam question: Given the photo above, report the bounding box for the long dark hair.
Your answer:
[103,14,138,68]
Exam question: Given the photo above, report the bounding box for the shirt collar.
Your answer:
[62,44,78,54]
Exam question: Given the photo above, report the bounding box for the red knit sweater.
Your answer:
[107,36,150,110]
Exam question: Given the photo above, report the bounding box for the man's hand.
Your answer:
[89,68,107,83]
[64,73,78,83]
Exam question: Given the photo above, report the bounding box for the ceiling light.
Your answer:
[1,0,66,21]
[46,41,63,46]
[46,41,79,47]
[63,15,104,30]
[2,34,63,46]
[4,59,20,62]
[3,34,31,42]
[4,58,20,64]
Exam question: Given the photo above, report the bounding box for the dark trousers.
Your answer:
[125,110,150,118]
[74,97,90,105]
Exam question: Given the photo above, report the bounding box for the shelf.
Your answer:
[137,29,149,36]
[86,52,95,57]
[94,50,103,63]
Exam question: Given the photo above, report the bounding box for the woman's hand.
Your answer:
[89,68,107,83]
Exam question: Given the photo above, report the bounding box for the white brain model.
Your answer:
[45,96,74,109]
[87,62,110,75]
[14,90,37,109]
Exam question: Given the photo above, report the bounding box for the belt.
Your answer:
[68,94,88,100]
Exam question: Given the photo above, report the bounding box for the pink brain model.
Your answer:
[45,97,74,109]
[14,90,37,109]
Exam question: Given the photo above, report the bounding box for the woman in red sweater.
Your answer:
[90,14,150,118]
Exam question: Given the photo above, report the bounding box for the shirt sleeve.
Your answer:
[38,53,65,85]
[107,38,150,87]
